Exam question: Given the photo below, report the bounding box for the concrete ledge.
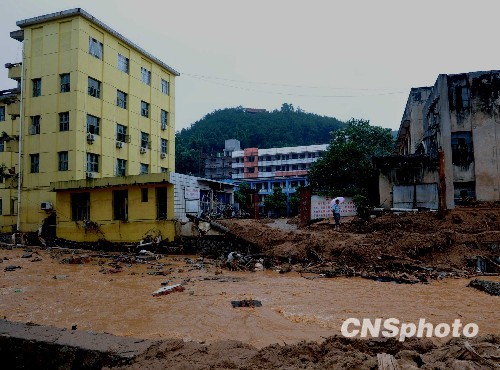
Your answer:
[0,320,155,370]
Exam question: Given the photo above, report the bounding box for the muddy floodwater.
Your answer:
[1,249,498,348]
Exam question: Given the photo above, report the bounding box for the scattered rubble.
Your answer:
[468,278,500,296]
[152,284,185,297]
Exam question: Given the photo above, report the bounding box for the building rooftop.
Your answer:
[12,8,180,77]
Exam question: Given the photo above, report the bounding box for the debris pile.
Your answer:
[220,206,500,282]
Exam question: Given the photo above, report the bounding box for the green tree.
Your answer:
[308,118,394,201]
[175,105,345,175]
[234,182,250,209]
[264,187,287,217]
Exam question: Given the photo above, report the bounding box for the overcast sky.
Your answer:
[1,0,499,132]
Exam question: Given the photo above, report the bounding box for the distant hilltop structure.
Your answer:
[244,108,267,114]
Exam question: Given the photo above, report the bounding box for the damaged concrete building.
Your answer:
[375,70,500,210]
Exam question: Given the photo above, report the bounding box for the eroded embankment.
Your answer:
[2,320,499,370]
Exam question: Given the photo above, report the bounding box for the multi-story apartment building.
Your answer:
[232,144,328,179]
[232,144,328,212]
[0,9,179,241]
[204,139,241,180]
[376,70,500,209]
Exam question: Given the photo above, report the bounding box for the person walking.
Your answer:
[332,199,341,231]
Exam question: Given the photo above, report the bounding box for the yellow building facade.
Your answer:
[1,8,179,242]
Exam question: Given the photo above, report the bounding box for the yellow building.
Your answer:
[1,8,179,242]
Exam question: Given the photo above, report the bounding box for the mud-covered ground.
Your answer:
[1,206,499,369]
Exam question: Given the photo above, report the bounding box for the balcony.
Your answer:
[6,101,20,117]
[6,63,21,81]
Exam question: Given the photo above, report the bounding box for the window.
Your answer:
[116,124,127,142]
[117,53,129,73]
[141,67,151,85]
[89,37,103,59]
[140,163,149,174]
[161,79,169,95]
[86,152,99,172]
[0,139,4,152]
[0,106,4,121]
[141,101,149,117]
[32,78,41,97]
[160,109,168,129]
[116,158,126,176]
[86,114,100,134]
[30,154,39,173]
[161,167,168,173]
[141,188,148,202]
[60,73,70,92]
[71,192,90,221]
[59,112,69,131]
[113,190,128,220]
[58,151,68,171]
[88,77,101,98]
[117,90,127,109]
[156,187,168,219]
[455,86,470,110]
[161,138,168,154]
[140,132,150,148]
[30,115,40,135]
[451,132,474,166]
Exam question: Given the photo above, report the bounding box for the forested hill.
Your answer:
[175,104,346,175]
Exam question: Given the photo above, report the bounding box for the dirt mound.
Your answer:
[108,335,500,370]
[219,207,500,281]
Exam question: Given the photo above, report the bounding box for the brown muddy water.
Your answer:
[0,249,498,348]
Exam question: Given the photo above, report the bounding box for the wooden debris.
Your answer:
[377,353,401,370]
[463,341,499,369]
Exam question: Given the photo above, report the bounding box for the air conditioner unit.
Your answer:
[116,141,123,148]
[86,172,94,179]
[87,133,95,142]
[160,152,167,159]
[140,147,147,153]
[40,201,53,210]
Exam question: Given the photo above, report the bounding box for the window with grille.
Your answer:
[161,79,169,95]
[86,152,99,172]
[140,163,149,174]
[60,73,70,92]
[141,67,151,85]
[30,153,39,173]
[117,54,129,73]
[116,158,126,176]
[32,78,41,97]
[140,132,150,149]
[116,124,127,142]
[71,192,90,221]
[31,116,40,135]
[161,138,168,154]
[86,114,100,134]
[58,151,68,171]
[141,101,149,117]
[59,112,69,131]
[117,90,127,109]
[160,109,168,128]
[89,37,103,59]
[88,77,101,98]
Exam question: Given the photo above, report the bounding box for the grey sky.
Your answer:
[1,0,499,132]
